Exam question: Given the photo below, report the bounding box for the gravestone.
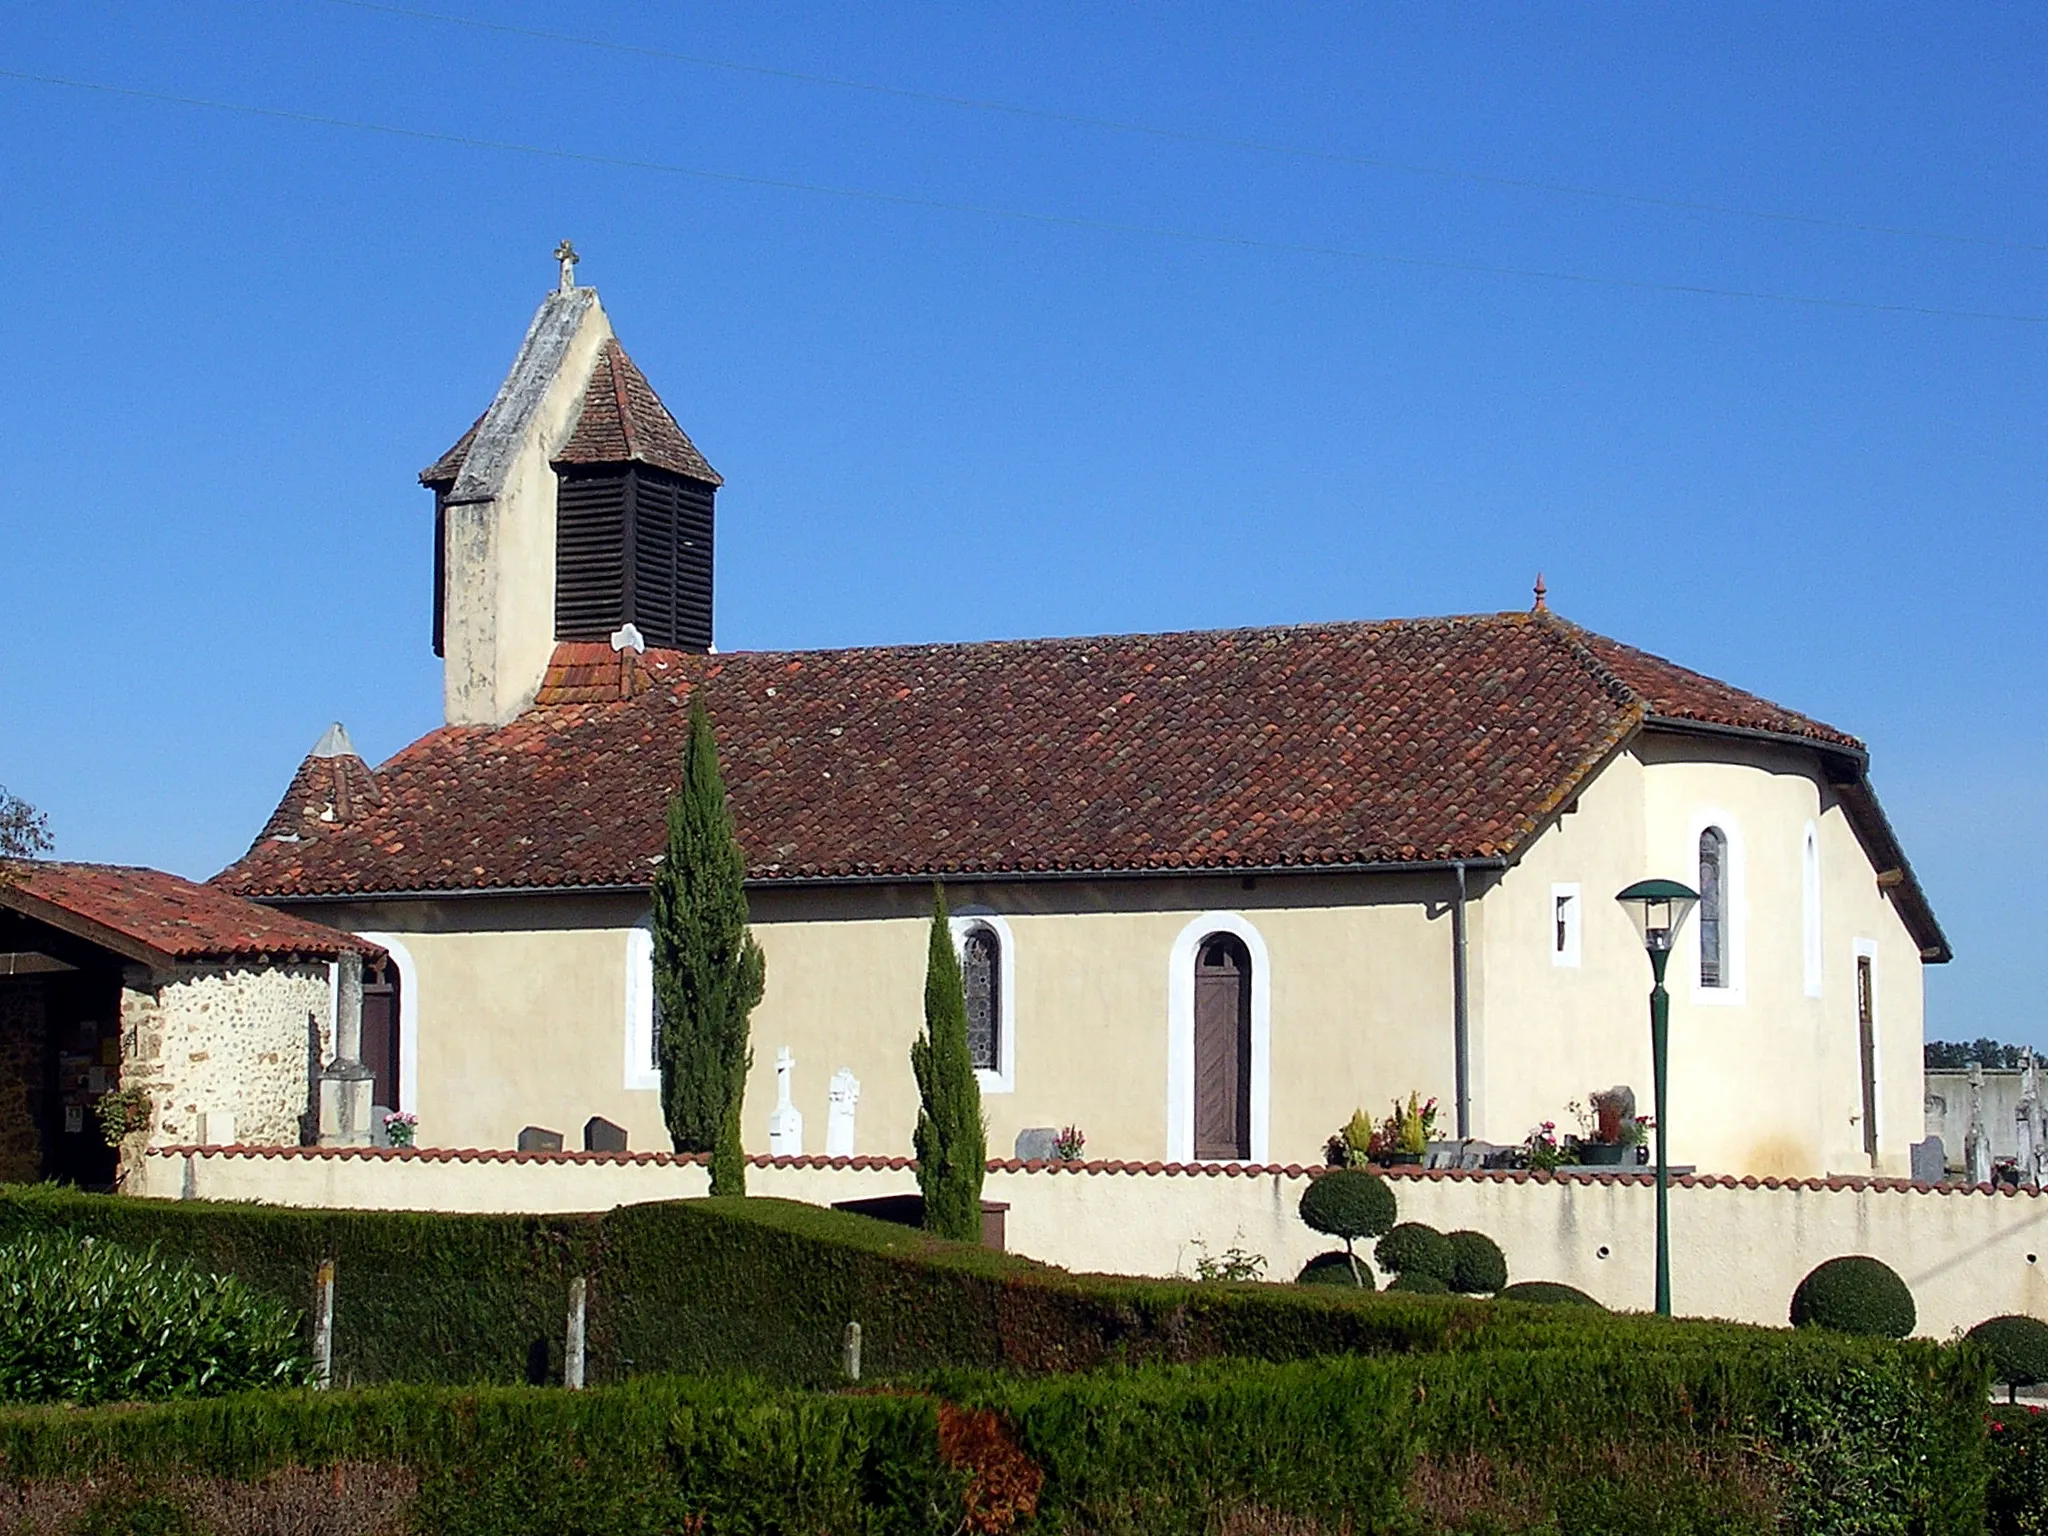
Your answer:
[583,1116,628,1153]
[825,1067,860,1157]
[1014,1127,1060,1162]
[518,1125,564,1153]
[767,1046,805,1156]
[1910,1136,1945,1184]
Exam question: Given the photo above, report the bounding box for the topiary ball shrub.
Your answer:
[1970,1315,2048,1398]
[1497,1281,1603,1308]
[1445,1230,1508,1294]
[0,1233,313,1405]
[1374,1222,1453,1283]
[1386,1270,1450,1295]
[1788,1255,1915,1338]
[1298,1169,1397,1245]
[1296,1250,1376,1289]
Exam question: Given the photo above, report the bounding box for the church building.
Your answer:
[215,260,1947,1180]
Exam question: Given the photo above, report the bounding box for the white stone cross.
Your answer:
[555,239,579,291]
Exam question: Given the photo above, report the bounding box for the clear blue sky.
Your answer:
[1,3,2041,1043]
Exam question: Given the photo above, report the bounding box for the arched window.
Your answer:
[1698,827,1728,988]
[361,958,402,1114]
[1193,934,1253,1160]
[961,925,1001,1074]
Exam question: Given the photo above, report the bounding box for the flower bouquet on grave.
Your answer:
[383,1111,418,1149]
[1523,1121,1565,1173]
[1053,1125,1086,1161]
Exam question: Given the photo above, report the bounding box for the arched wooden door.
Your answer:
[1193,934,1252,1160]
[361,962,401,1115]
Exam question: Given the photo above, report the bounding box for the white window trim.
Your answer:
[352,931,420,1116]
[950,908,1017,1095]
[1688,811,1746,1005]
[624,923,660,1092]
[1853,937,1881,1152]
[1802,822,1824,998]
[1166,912,1272,1164]
[1550,882,1582,968]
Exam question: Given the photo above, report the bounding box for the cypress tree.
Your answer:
[652,696,765,1197]
[912,885,986,1241]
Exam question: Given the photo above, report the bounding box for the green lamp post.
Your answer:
[1615,878,1700,1317]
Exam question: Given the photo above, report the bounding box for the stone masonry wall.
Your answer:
[121,963,332,1148]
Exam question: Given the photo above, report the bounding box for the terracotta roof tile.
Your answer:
[3,862,379,964]
[555,339,722,485]
[216,611,1888,912]
[419,411,485,487]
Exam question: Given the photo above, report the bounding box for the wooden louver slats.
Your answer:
[552,465,715,651]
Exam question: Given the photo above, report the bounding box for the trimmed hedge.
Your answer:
[1445,1228,1509,1294]
[0,1185,1803,1390]
[1972,1315,2048,1399]
[1791,1255,1917,1338]
[1498,1281,1603,1308]
[1373,1221,1453,1284]
[0,1335,1990,1536]
[1295,1251,1374,1289]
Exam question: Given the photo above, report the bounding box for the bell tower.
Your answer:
[419,248,721,725]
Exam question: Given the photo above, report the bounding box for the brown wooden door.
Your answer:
[1193,935,1251,1160]
[362,970,401,1114]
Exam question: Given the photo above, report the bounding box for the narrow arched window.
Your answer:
[1698,827,1728,988]
[1802,825,1823,997]
[1193,934,1253,1160]
[962,925,1001,1073]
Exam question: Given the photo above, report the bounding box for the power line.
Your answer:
[3,65,2043,324]
[327,0,2048,257]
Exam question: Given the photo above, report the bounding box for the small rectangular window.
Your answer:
[1550,883,1582,968]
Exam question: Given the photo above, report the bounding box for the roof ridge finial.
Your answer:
[1532,572,1549,612]
[554,239,579,292]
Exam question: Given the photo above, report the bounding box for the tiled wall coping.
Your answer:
[142,1144,2038,1196]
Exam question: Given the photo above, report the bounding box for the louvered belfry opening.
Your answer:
[553,463,716,652]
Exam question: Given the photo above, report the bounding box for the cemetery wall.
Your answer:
[134,1145,2048,1338]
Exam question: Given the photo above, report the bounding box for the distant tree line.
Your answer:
[1926,1039,2035,1071]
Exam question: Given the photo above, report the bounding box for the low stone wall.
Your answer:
[135,1147,2048,1338]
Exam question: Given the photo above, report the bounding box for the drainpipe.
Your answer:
[1452,862,1471,1140]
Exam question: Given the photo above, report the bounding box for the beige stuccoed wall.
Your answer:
[135,1150,2048,1339]
[1475,731,1928,1178]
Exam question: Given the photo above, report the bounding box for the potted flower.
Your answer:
[1373,1093,1437,1168]
[1324,1108,1376,1168]
[1052,1125,1086,1161]
[383,1111,418,1149]
[1523,1120,1564,1173]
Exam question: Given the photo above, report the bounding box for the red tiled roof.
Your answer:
[257,747,384,844]
[216,612,1890,913]
[555,339,722,485]
[2,862,380,964]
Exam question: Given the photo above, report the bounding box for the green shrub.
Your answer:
[1497,1281,1603,1308]
[1295,1251,1374,1289]
[1374,1222,1453,1283]
[0,1334,1991,1536]
[1386,1271,1449,1295]
[1790,1256,1916,1338]
[0,1233,310,1405]
[1972,1316,2048,1400]
[1445,1229,1508,1294]
[1298,1169,1395,1244]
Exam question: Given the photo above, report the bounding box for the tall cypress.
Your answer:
[652,696,765,1197]
[912,885,986,1241]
